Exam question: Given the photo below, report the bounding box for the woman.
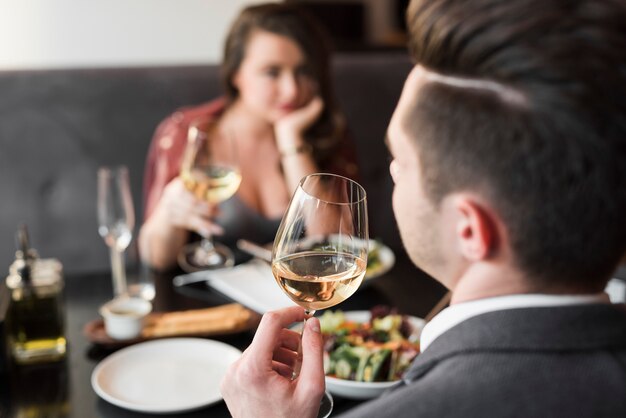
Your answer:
[139,3,358,271]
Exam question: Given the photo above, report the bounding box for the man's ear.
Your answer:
[452,195,499,261]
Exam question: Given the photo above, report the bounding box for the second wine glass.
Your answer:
[178,118,241,271]
[97,166,135,298]
[272,173,368,418]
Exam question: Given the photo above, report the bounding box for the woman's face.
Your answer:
[232,30,317,124]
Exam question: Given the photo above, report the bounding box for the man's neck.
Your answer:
[449,262,608,304]
[449,262,536,304]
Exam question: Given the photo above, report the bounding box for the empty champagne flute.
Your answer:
[98,166,135,297]
[178,117,241,271]
[272,173,368,418]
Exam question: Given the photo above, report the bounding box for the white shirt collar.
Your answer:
[420,293,609,353]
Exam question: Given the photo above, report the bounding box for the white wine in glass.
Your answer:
[273,251,367,311]
[97,166,135,297]
[180,165,241,204]
[272,173,368,418]
[178,118,241,271]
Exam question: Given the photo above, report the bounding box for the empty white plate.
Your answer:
[91,338,241,414]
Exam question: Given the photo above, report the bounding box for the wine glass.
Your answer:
[98,166,135,297]
[272,173,368,418]
[178,117,241,271]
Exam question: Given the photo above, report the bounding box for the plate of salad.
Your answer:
[365,240,395,280]
[319,308,423,399]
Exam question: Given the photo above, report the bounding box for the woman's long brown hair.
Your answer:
[221,3,345,169]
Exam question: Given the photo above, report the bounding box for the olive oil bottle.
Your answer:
[6,226,66,365]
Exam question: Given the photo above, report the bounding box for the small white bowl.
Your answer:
[100,297,152,340]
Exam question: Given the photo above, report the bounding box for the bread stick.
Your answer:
[142,303,251,338]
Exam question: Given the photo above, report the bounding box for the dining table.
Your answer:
[0,251,449,417]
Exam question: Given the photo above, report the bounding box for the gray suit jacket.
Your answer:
[338,304,626,417]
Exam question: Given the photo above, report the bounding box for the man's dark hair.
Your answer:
[405,0,626,291]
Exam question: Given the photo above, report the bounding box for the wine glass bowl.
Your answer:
[272,173,368,315]
[98,220,132,252]
[178,118,241,271]
[181,165,241,204]
[272,242,367,311]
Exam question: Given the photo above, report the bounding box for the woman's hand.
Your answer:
[221,306,325,418]
[139,176,224,270]
[154,177,224,238]
[273,96,323,193]
[274,96,324,145]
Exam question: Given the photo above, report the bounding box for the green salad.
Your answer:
[320,308,420,382]
[366,240,382,272]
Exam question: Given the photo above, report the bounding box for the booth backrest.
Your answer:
[0,52,412,274]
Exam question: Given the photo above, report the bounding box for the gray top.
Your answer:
[338,303,626,418]
[213,194,282,263]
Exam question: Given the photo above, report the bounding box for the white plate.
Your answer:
[91,338,241,414]
[324,311,423,400]
[365,242,395,280]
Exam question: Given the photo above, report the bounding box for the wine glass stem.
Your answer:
[200,236,216,252]
[292,309,316,380]
[109,247,127,297]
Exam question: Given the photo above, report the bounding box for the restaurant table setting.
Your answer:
[0,169,450,417]
[0,232,450,418]
[1,164,624,418]
[3,239,623,418]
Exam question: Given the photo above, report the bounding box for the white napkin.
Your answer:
[177,260,294,314]
[606,278,626,303]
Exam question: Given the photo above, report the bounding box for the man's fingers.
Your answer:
[248,307,307,364]
[273,346,298,368]
[296,317,325,397]
[279,328,302,352]
[272,361,294,379]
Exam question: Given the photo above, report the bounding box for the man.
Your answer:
[221,0,626,416]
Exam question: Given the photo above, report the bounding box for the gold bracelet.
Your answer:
[279,143,313,158]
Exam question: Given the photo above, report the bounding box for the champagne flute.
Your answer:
[98,166,135,297]
[272,173,368,418]
[178,118,241,271]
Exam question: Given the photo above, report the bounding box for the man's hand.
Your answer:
[220,306,326,418]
